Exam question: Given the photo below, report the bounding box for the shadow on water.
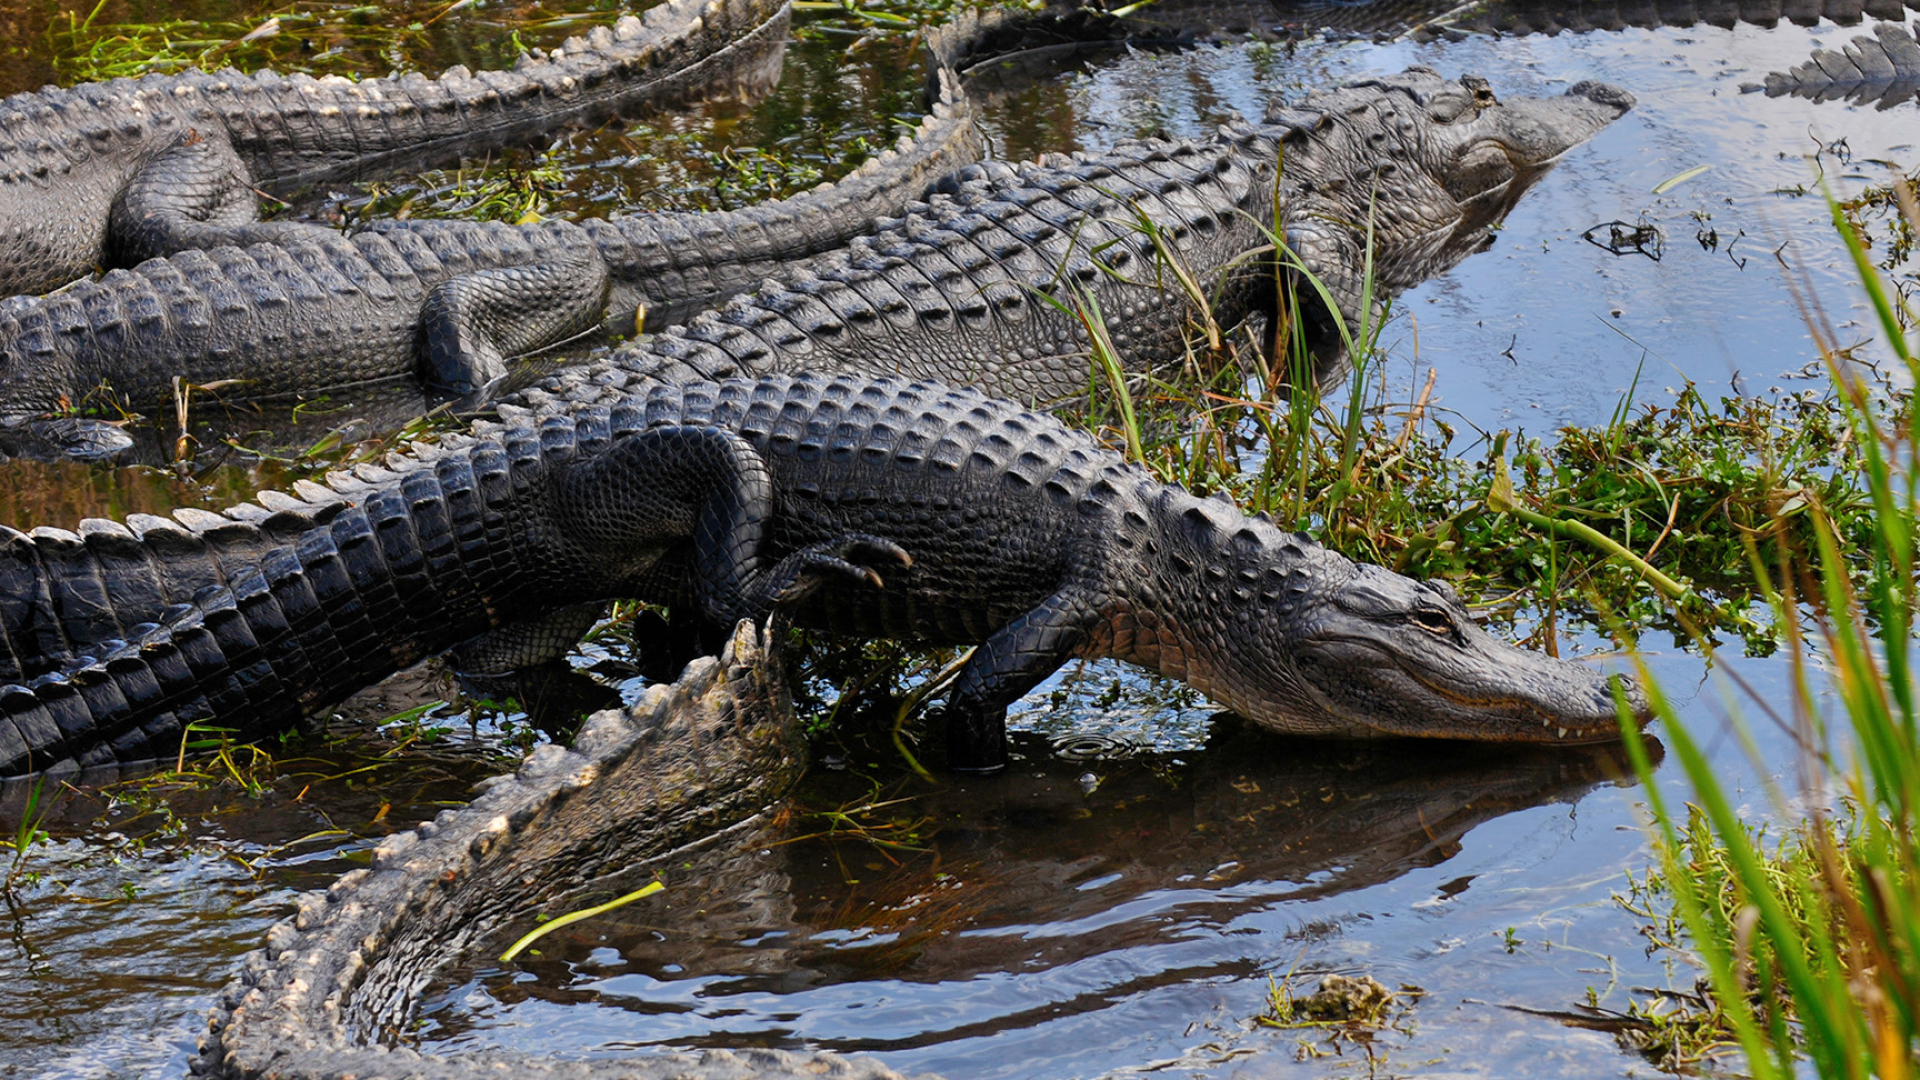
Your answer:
[408,722,1651,1074]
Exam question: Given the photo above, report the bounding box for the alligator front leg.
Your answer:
[418,247,613,395]
[942,586,1102,773]
[1280,213,1370,355]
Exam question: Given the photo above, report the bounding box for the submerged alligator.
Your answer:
[0,0,793,297]
[1427,0,1920,34]
[0,65,1630,452]
[0,375,1643,778]
[1753,18,1920,106]
[195,621,894,1080]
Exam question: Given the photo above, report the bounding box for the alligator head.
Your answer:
[1280,562,1645,743]
[1126,496,1646,744]
[1267,67,1633,360]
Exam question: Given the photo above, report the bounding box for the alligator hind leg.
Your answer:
[941,587,1101,773]
[553,425,910,637]
[418,249,613,395]
[107,132,324,267]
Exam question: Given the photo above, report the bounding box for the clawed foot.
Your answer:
[770,533,913,607]
[930,704,1010,774]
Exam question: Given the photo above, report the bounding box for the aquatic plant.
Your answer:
[4,776,51,894]
[1620,175,1920,1078]
[1053,193,1885,653]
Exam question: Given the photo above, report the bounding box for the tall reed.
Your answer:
[1622,179,1920,1079]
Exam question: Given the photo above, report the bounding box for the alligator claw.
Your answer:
[767,533,913,607]
[838,534,913,573]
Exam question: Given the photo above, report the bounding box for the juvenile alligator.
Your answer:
[0,66,1631,452]
[0,0,797,298]
[0,375,1643,779]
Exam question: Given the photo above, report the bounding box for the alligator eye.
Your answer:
[1409,608,1454,635]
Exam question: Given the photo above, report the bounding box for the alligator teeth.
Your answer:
[1557,727,1568,739]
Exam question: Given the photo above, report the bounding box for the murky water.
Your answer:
[0,0,1907,1076]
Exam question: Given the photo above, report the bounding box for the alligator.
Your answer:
[190,636,1640,1080]
[0,374,1644,779]
[0,65,1631,455]
[193,620,914,1080]
[1126,0,1920,40]
[0,44,977,456]
[1750,19,1920,106]
[1416,0,1920,36]
[491,66,1629,412]
[0,0,800,298]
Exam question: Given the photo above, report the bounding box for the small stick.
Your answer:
[1395,367,1437,451]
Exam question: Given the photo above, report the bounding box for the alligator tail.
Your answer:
[0,430,560,776]
[220,0,791,185]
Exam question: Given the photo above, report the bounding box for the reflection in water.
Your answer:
[0,741,508,1077]
[415,722,1647,1067]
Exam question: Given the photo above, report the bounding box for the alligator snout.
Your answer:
[1566,80,1636,114]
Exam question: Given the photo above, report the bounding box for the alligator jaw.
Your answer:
[1230,559,1651,745]
[1285,633,1644,744]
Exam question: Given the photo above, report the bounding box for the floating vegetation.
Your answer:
[1259,969,1424,1067]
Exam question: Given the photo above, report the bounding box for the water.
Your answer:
[0,1,1908,1076]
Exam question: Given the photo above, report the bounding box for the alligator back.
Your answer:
[0,8,1007,423]
[587,130,1282,407]
[0,375,1122,774]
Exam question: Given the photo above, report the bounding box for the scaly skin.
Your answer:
[190,626,1635,1080]
[506,67,1633,414]
[1424,0,1919,35]
[0,65,1627,454]
[194,621,924,1080]
[1751,18,1920,106]
[0,55,973,406]
[0,0,794,297]
[0,375,1643,778]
